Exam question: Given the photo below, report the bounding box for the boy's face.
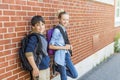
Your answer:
[59,14,69,27]
[32,21,45,34]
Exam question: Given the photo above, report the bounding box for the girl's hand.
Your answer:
[70,45,73,50]
[65,44,73,50]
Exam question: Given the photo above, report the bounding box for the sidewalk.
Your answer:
[78,53,120,80]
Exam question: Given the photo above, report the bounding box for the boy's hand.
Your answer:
[32,68,39,78]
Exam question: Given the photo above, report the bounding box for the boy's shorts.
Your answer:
[33,68,50,80]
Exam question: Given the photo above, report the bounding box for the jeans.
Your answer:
[57,53,78,80]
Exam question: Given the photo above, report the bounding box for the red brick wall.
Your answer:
[0,0,120,79]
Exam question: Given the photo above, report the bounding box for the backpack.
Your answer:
[46,25,56,55]
[46,25,72,56]
[19,33,50,71]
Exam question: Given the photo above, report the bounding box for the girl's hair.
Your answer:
[31,15,45,26]
[58,9,68,19]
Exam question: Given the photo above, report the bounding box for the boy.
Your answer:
[25,15,50,80]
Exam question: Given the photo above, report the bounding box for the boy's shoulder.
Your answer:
[28,34,38,42]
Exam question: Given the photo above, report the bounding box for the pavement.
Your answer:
[78,53,120,80]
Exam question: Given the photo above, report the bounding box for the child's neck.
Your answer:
[31,31,43,34]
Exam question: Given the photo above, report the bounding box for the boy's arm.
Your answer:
[25,52,39,77]
[25,36,39,77]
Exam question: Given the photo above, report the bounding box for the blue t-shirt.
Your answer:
[25,34,48,56]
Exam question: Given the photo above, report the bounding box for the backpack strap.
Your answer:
[55,26,70,44]
[55,26,72,56]
[30,71,33,80]
[28,33,45,56]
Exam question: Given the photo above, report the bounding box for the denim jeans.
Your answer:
[57,53,78,80]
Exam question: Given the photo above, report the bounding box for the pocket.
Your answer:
[39,56,50,70]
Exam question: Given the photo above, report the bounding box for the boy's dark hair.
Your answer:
[31,15,45,26]
[58,11,68,19]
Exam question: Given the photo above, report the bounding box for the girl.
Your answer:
[49,10,78,80]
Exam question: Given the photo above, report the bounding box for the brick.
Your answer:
[9,59,16,65]
[17,32,27,37]
[7,28,15,33]
[28,12,37,16]
[0,22,2,27]
[13,68,22,75]
[9,5,21,10]
[0,50,11,57]
[15,27,25,32]
[0,16,9,21]
[0,68,5,74]
[27,1,36,6]
[36,12,44,16]
[0,10,2,15]
[6,54,18,61]
[3,11,15,15]
[36,2,44,7]
[23,16,31,21]
[19,71,28,77]
[16,11,27,16]
[7,75,18,80]
[0,45,3,51]
[12,37,21,43]
[32,7,41,11]
[10,17,22,21]
[0,57,5,63]
[0,62,8,68]
[0,28,7,33]
[5,43,16,50]
[12,48,19,54]
[4,33,16,38]
[15,0,27,5]
[6,64,17,71]
[0,39,11,45]
[0,71,12,79]
[0,4,9,9]
[22,6,31,11]
[0,34,3,40]
[17,77,25,80]
[17,22,27,27]
[41,8,49,12]
[4,22,16,27]
[2,0,15,4]
[45,3,51,7]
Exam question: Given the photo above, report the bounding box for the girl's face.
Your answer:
[32,21,45,34]
[59,14,69,27]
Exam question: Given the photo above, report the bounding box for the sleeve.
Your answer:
[49,28,60,45]
[25,36,37,53]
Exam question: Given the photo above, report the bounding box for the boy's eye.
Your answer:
[42,23,44,26]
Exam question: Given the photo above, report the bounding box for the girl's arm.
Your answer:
[49,44,71,50]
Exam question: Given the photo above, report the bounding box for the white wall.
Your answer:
[93,0,114,5]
